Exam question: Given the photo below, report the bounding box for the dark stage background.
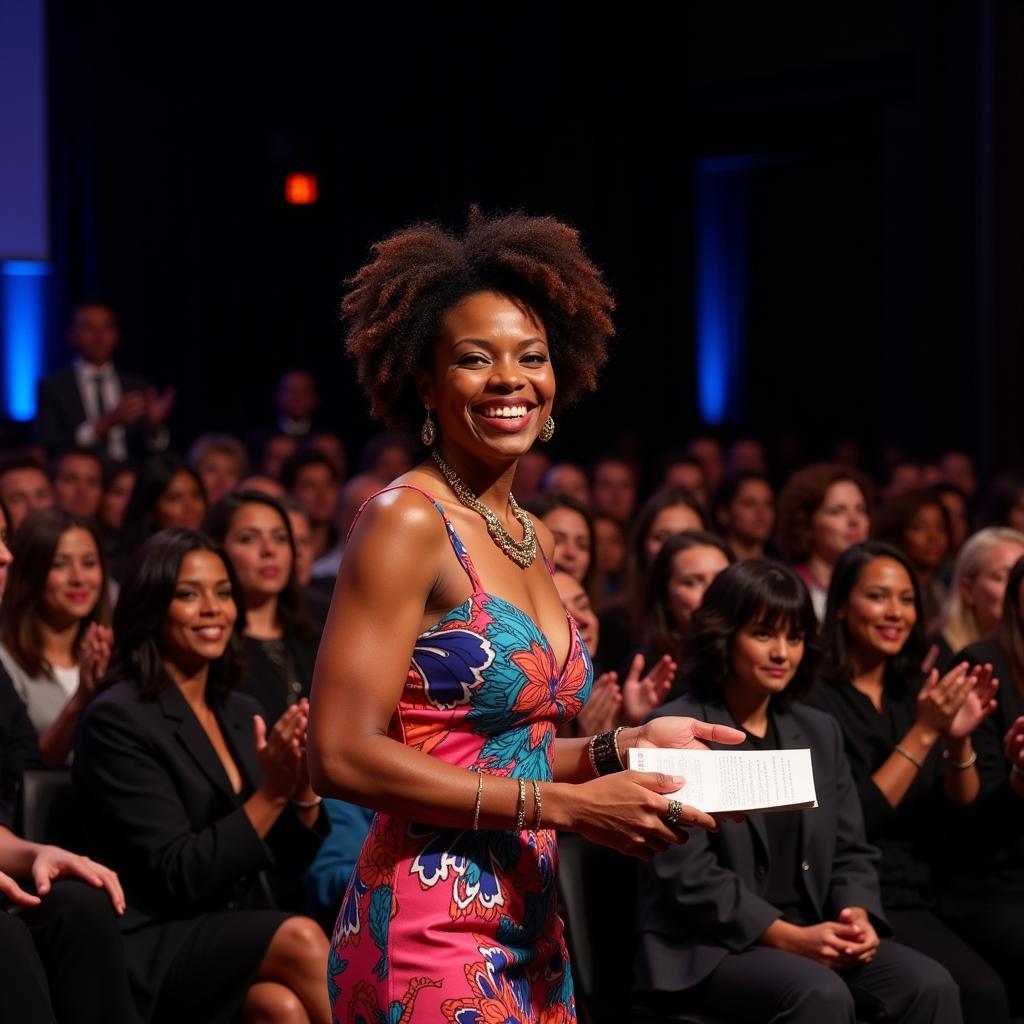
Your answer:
[43,1,1024,478]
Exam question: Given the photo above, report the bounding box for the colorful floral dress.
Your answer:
[328,484,593,1024]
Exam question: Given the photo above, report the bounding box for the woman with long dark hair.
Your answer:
[74,529,330,1024]
[810,541,1008,1023]
[203,491,318,724]
[0,508,112,764]
[636,559,959,1024]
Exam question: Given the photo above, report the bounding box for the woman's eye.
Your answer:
[175,590,196,600]
[458,354,488,366]
[522,353,548,365]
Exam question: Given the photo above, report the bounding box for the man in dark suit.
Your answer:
[635,694,961,1024]
[34,301,175,461]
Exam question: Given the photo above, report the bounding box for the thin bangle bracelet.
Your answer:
[894,744,923,769]
[472,772,484,831]
[291,794,322,809]
[942,748,978,770]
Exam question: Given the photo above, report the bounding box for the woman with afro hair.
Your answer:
[308,210,744,1023]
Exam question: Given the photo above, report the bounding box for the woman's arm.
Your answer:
[307,492,694,855]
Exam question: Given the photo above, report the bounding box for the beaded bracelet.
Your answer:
[589,727,627,777]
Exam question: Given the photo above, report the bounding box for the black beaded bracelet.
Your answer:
[589,727,626,777]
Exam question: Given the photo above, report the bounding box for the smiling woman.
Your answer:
[308,210,746,1023]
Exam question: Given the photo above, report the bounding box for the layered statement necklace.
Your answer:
[431,449,537,569]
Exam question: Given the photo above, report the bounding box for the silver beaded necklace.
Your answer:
[431,449,537,570]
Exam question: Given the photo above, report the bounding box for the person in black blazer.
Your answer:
[636,559,959,1024]
[942,554,1024,1014]
[73,529,330,1024]
[34,301,174,460]
[203,491,319,726]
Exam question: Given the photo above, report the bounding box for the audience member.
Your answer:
[776,462,872,620]
[512,449,551,505]
[257,434,300,480]
[930,482,971,555]
[541,461,590,505]
[884,461,925,500]
[237,474,286,498]
[725,436,767,476]
[358,432,413,484]
[638,559,960,1024]
[0,455,54,531]
[282,451,341,579]
[204,493,319,725]
[945,555,1024,1014]
[527,492,598,600]
[941,451,978,501]
[187,433,249,507]
[274,370,321,440]
[933,528,1024,669]
[73,529,330,1023]
[712,472,776,560]
[333,472,381,543]
[0,509,112,764]
[808,542,1008,1024]
[590,455,639,524]
[874,490,952,627]
[51,447,104,519]
[635,530,733,693]
[119,454,206,566]
[687,435,725,493]
[35,300,174,460]
[98,463,136,537]
[593,512,627,601]
[978,470,1024,532]
[660,453,708,508]
[305,433,347,479]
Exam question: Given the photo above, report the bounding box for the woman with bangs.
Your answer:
[636,559,959,1024]
[810,541,1008,1024]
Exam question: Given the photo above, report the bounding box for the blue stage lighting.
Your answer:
[2,259,49,421]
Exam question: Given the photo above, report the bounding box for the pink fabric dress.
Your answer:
[327,485,593,1023]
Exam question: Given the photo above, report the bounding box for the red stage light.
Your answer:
[285,173,318,205]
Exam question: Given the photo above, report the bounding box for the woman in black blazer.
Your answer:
[809,541,1008,1024]
[74,529,330,1024]
[203,492,319,725]
[636,559,958,1024]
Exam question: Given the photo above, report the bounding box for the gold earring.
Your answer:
[538,415,555,442]
[421,409,436,447]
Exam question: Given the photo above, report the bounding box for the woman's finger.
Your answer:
[690,721,746,746]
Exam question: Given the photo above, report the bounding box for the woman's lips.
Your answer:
[472,405,537,433]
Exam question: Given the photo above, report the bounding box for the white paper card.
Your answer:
[627,747,818,814]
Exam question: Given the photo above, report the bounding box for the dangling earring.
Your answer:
[421,408,437,447]
[538,415,555,442]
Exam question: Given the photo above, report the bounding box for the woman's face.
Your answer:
[841,556,916,662]
[545,506,591,584]
[0,506,11,605]
[197,452,241,508]
[645,505,704,566]
[42,527,103,628]
[553,570,598,654]
[811,481,869,564]
[161,550,238,670]
[594,515,626,576]
[155,472,206,531]
[729,617,805,698]
[667,545,731,633]
[938,491,969,552]
[964,540,1024,635]
[903,503,950,572]
[724,479,775,544]
[420,291,555,463]
[223,502,293,601]
[99,469,135,532]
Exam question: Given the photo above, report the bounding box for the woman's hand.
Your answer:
[575,673,622,736]
[570,769,716,860]
[946,663,999,741]
[255,703,307,802]
[634,715,746,753]
[620,653,676,726]
[1004,716,1024,771]
[76,623,114,704]
[28,846,126,914]
[915,662,974,736]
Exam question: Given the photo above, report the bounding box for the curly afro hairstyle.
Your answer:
[342,209,615,434]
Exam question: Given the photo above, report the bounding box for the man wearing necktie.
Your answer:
[35,301,175,461]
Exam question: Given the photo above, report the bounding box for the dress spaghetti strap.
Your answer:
[347,482,483,592]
